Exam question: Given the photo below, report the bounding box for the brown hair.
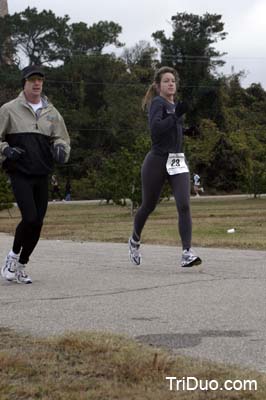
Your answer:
[142,66,179,110]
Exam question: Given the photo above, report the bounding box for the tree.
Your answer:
[10,7,70,65]
[121,40,158,69]
[0,15,15,65]
[184,118,220,177]
[244,129,266,197]
[1,6,265,198]
[206,132,250,192]
[152,12,227,123]
[93,135,150,207]
[69,20,124,56]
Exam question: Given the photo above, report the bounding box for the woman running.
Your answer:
[128,66,202,268]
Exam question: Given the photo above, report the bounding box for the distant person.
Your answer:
[51,174,62,201]
[0,65,70,284]
[128,66,202,268]
[193,173,204,197]
[64,178,71,201]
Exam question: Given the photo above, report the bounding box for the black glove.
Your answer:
[184,125,201,137]
[53,144,67,164]
[3,146,25,160]
[175,101,189,118]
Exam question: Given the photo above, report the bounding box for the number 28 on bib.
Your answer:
[166,153,189,175]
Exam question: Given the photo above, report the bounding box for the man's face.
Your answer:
[24,75,44,99]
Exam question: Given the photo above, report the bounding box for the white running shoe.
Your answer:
[181,249,202,268]
[16,262,32,284]
[128,237,142,266]
[1,253,19,281]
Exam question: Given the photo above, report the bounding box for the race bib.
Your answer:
[166,153,189,175]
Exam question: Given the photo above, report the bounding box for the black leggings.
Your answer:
[133,151,192,249]
[9,172,49,264]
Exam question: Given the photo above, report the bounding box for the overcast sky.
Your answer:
[9,0,266,88]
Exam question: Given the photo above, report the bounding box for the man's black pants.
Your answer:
[9,172,48,264]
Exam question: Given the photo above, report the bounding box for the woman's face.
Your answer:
[159,72,176,101]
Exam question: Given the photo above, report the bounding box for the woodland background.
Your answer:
[0,8,266,208]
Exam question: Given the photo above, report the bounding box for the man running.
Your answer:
[0,65,70,283]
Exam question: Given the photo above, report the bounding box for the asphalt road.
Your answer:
[0,233,265,372]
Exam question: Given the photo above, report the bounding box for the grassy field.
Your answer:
[1,197,266,399]
[1,196,266,249]
[0,328,266,400]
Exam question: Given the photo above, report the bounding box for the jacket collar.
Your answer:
[18,91,49,108]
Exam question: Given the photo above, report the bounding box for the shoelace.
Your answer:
[16,266,28,278]
[7,257,18,271]
[186,253,195,260]
[131,246,140,257]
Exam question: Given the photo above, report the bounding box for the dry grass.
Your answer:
[0,328,265,400]
[1,197,266,249]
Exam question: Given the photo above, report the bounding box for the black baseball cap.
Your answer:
[22,65,45,79]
